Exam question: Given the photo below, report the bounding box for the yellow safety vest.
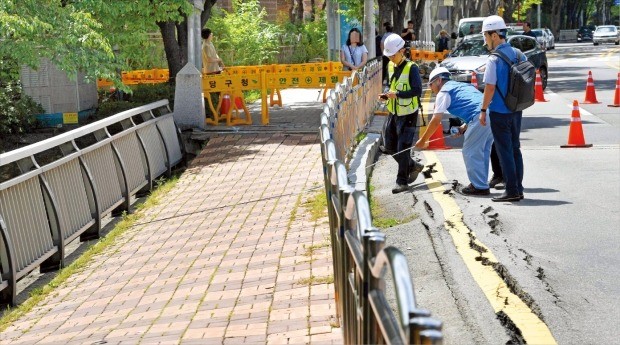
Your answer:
[387,60,420,115]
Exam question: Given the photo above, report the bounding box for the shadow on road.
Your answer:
[514,199,572,206]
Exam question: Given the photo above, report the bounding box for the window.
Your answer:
[520,37,536,52]
[509,37,523,51]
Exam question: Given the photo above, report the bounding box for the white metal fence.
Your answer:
[0,100,183,306]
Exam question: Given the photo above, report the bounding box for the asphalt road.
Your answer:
[371,42,620,344]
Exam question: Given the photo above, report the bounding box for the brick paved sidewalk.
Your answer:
[0,132,342,344]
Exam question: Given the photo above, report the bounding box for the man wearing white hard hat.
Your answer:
[380,33,424,194]
[415,67,494,195]
[479,15,526,202]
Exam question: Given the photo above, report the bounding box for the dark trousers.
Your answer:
[382,56,390,83]
[489,111,524,196]
[491,143,502,179]
[384,112,418,185]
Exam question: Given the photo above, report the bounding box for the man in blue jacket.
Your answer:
[415,67,494,195]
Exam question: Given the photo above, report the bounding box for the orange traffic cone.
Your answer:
[425,124,451,150]
[608,72,620,108]
[471,72,478,89]
[583,71,601,104]
[534,69,548,102]
[561,100,592,148]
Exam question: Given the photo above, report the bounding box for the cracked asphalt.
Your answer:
[369,84,619,344]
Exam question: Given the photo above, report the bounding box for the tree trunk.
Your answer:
[550,0,565,34]
[288,0,295,23]
[295,0,304,22]
[379,0,397,29]
[310,0,316,21]
[412,0,427,40]
[200,0,219,27]
[394,0,407,35]
[158,21,185,83]
[158,0,217,84]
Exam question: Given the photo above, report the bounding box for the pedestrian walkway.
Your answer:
[0,90,342,344]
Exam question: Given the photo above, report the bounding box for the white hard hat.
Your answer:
[428,67,451,83]
[383,34,405,57]
[481,15,507,33]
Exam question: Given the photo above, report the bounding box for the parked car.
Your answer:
[455,17,486,46]
[440,34,548,90]
[577,25,595,42]
[542,28,555,49]
[593,25,620,45]
[531,29,551,50]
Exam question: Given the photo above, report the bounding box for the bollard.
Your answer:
[220,94,231,116]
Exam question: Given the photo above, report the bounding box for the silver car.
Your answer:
[542,28,555,49]
[593,25,620,45]
[531,29,551,50]
[440,34,548,90]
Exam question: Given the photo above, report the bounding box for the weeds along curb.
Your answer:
[0,176,180,332]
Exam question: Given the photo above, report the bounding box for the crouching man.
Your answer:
[415,67,494,195]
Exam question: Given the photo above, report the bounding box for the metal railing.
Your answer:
[0,100,184,306]
[320,62,443,344]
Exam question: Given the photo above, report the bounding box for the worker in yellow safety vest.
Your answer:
[379,34,424,194]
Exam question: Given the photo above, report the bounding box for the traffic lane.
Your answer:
[520,93,620,146]
[429,146,620,345]
[546,45,620,124]
[439,93,618,149]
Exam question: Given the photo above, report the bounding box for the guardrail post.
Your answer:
[0,215,17,306]
[410,317,443,344]
[78,157,101,241]
[110,144,131,215]
[420,329,443,345]
[39,177,64,272]
[363,230,385,345]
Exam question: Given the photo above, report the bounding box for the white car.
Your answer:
[593,25,620,45]
[531,29,551,50]
[542,28,555,49]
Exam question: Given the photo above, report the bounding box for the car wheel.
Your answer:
[539,66,548,90]
[616,41,619,45]
[594,42,599,45]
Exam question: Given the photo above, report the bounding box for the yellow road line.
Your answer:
[602,47,620,70]
[419,90,557,344]
[421,153,556,344]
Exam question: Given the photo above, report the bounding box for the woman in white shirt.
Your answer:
[340,28,368,71]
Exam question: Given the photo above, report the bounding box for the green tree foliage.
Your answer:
[335,0,365,23]
[208,0,282,66]
[511,0,543,23]
[0,0,115,81]
[281,10,328,63]
[0,0,193,83]
[0,57,42,135]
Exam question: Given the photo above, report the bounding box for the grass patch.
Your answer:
[288,193,303,225]
[355,132,367,145]
[367,182,418,229]
[302,190,328,222]
[0,175,179,332]
[297,275,334,286]
[303,241,331,257]
[243,89,262,103]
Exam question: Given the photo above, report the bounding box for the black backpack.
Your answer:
[491,49,536,112]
